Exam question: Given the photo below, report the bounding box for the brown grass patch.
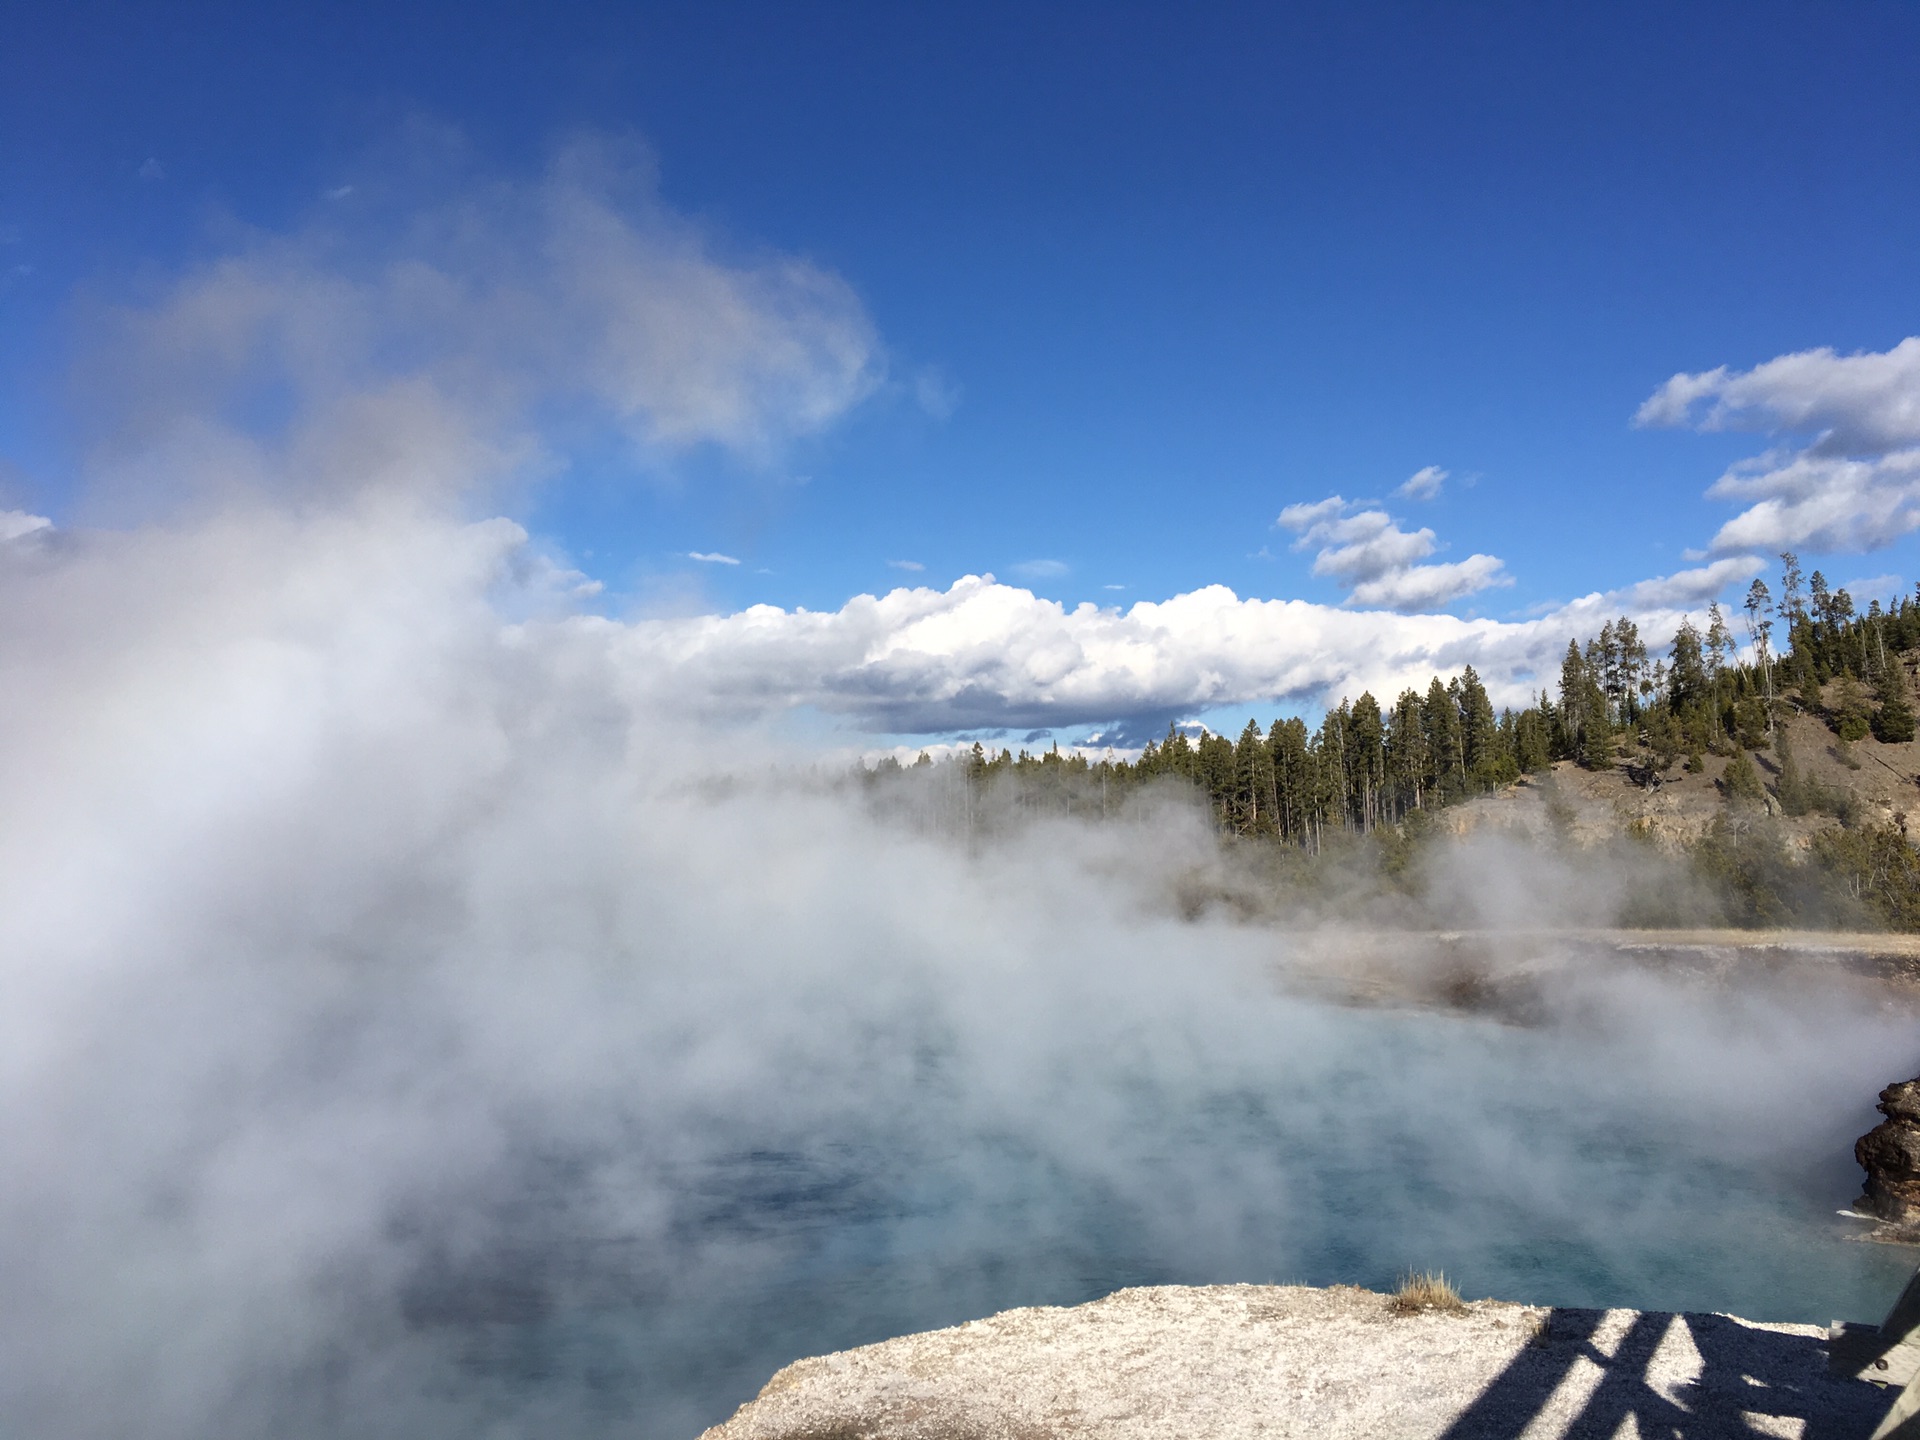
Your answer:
[1388,1270,1466,1315]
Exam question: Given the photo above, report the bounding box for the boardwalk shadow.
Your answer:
[1436,1308,1901,1439]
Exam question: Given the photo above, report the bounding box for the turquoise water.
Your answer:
[378,998,1918,1438]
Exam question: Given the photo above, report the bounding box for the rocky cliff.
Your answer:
[1859,1076,1920,1231]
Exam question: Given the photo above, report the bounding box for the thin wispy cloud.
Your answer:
[1010,558,1069,580]
[688,551,741,565]
[1597,555,1764,611]
[913,367,961,420]
[887,559,925,572]
[0,510,52,542]
[1841,573,1904,603]
[1394,464,1448,501]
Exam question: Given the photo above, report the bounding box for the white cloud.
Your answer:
[1275,495,1509,611]
[1275,496,1346,532]
[1706,447,1920,553]
[1839,573,1903,604]
[1,510,52,542]
[688,551,740,565]
[1345,555,1509,611]
[1636,336,1920,452]
[1010,558,1069,579]
[585,568,1736,735]
[1638,337,1920,554]
[1599,555,1764,610]
[1394,465,1448,500]
[887,559,925,572]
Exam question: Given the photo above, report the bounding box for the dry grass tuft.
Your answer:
[1388,1270,1467,1315]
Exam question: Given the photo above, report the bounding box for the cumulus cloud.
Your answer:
[1638,337,1920,554]
[583,568,1729,735]
[1275,494,1509,612]
[1394,464,1448,500]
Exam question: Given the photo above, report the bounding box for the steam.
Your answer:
[2,143,1915,1439]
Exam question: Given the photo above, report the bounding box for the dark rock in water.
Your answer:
[1857,1077,1920,1224]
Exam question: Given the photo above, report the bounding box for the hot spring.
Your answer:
[359,962,1917,1438]
[2,511,1914,1440]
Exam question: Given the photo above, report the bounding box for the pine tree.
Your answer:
[1348,692,1385,831]
[1592,622,1621,725]
[1556,641,1589,757]
[1779,551,1807,628]
[1385,689,1429,815]
[1774,727,1810,816]
[1513,704,1552,773]
[1233,719,1275,833]
[1318,705,1351,830]
[1874,655,1917,743]
[1634,705,1676,784]
[1669,620,1707,710]
[1705,602,1734,685]
[1722,748,1765,804]
[1423,676,1464,800]
[1269,717,1311,843]
[1198,731,1235,816]
[1582,705,1617,770]
[1744,577,1775,722]
[1614,616,1650,721]
[1833,675,1872,742]
[1458,666,1502,790]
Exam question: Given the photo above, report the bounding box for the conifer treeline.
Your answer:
[868,553,1920,849]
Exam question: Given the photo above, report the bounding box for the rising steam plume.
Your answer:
[1,138,1914,1438]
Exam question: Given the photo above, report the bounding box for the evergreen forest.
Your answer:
[858,553,1920,930]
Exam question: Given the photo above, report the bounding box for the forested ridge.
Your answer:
[860,553,1920,929]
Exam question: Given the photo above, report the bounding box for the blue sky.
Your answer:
[6,2,1920,743]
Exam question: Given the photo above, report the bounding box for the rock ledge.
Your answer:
[702,1283,1897,1440]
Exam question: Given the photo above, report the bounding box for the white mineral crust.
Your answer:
[700,1283,1897,1440]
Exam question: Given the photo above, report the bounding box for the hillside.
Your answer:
[1450,702,1920,854]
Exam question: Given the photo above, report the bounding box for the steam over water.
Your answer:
[1,505,1914,1440]
[2,147,1914,1438]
